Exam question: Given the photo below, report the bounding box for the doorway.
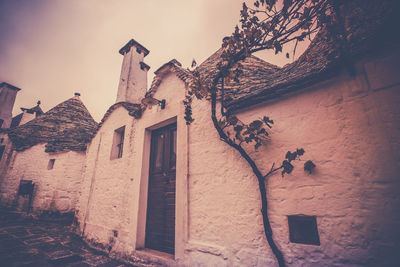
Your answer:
[145,123,176,254]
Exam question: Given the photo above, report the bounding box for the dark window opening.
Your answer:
[111,126,125,160]
[47,159,55,170]
[0,146,5,161]
[288,215,320,245]
[0,138,4,143]
[0,119,4,128]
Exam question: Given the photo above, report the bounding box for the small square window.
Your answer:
[47,159,55,170]
[0,145,5,161]
[288,215,320,245]
[110,126,125,160]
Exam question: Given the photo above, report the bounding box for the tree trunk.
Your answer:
[209,89,286,267]
[258,178,286,267]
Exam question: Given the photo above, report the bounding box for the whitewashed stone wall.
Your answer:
[186,51,400,267]
[76,73,189,262]
[76,106,136,248]
[76,51,399,267]
[0,144,86,213]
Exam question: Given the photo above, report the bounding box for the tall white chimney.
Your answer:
[116,38,150,103]
[0,82,21,129]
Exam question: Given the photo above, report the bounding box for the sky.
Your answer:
[0,0,307,121]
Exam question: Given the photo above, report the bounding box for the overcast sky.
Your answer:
[0,0,304,121]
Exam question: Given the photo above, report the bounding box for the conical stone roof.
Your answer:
[8,96,98,153]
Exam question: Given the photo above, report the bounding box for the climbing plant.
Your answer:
[183,1,338,266]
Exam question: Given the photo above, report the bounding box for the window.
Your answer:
[110,126,125,159]
[287,215,320,245]
[0,138,4,143]
[0,119,4,128]
[0,146,5,161]
[47,159,55,170]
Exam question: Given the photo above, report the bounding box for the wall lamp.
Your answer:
[141,96,166,109]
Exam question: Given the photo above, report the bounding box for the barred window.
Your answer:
[111,126,125,160]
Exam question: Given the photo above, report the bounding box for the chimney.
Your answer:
[116,38,150,104]
[0,82,21,129]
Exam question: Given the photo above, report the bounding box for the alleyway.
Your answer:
[0,208,134,266]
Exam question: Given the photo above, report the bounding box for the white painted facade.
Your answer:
[76,72,189,263]
[0,83,20,129]
[0,30,398,265]
[19,110,36,126]
[0,144,86,213]
[116,40,149,104]
[75,44,400,267]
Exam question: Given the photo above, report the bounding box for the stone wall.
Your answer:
[0,83,19,129]
[76,106,136,249]
[0,144,86,213]
[76,50,400,266]
[186,51,400,266]
[76,73,189,262]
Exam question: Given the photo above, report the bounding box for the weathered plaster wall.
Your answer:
[117,44,148,104]
[0,134,13,185]
[0,84,19,129]
[77,50,399,267]
[186,51,400,266]
[77,106,136,249]
[77,73,188,263]
[0,144,85,213]
[19,111,36,126]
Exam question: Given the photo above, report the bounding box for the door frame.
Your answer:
[145,122,177,254]
[135,116,189,260]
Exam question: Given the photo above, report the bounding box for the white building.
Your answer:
[0,94,97,214]
[1,1,399,266]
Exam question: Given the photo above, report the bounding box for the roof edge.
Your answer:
[1,82,21,91]
[119,38,150,56]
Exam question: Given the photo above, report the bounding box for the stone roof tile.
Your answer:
[96,102,143,132]
[226,0,399,111]
[8,97,98,153]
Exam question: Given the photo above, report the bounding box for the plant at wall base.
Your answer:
[183,1,338,266]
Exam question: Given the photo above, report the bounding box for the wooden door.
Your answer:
[145,123,176,254]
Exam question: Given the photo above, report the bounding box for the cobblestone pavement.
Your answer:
[0,208,134,266]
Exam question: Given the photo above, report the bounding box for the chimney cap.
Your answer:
[74,92,81,97]
[119,38,150,57]
[0,82,21,91]
[140,61,151,71]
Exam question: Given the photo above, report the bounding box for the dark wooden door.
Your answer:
[145,123,176,254]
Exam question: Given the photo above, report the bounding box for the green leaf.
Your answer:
[285,151,297,162]
[234,125,243,133]
[249,120,263,130]
[262,116,274,125]
[304,160,316,174]
[281,160,294,177]
[257,128,268,136]
[255,142,262,150]
[227,115,239,125]
[296,148,305,156]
